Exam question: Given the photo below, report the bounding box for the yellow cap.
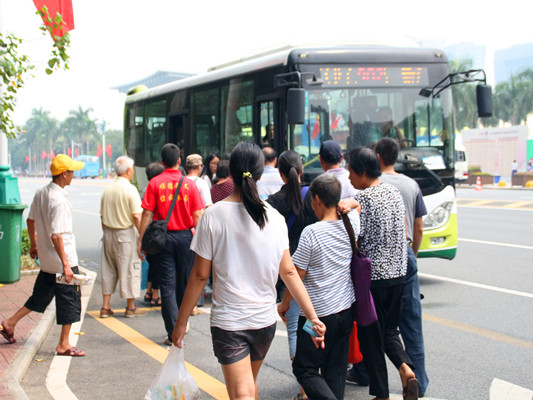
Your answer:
[50,154,85,176]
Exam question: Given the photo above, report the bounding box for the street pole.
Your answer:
[0,0,8,167]
[101,120,106,178]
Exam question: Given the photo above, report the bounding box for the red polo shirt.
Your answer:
[142,169,204,230]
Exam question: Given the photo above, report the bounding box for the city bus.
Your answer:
[124,44,492,260]
[74,155,99,179]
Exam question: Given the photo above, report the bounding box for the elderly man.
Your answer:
[100,156,145,318]
[257,146,284,200]
[186,154,213,208]
[1,155,86,356]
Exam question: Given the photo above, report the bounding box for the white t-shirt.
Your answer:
[28,182,78,273]
[189,175,213,207]
[190,200,289,330]
[292,210,359,317]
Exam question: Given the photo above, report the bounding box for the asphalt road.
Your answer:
[16,179,533,400]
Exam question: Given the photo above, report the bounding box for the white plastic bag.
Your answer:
[145,345,201,400]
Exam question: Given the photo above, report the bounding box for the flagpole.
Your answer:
[101,120,106,178]
[0,0,9,167]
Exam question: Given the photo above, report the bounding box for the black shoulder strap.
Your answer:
[165,175,185,223]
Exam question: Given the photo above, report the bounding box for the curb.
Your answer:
[2,266,96,400]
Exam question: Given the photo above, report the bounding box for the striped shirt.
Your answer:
[292,210,359,317]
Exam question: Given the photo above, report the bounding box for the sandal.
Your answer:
[144,292,152,303]
[0,325,16,344]
[57,347,85,357]
[150,297,161,306]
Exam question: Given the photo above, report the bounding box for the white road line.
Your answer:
[458,205,533,212]
[458,237,533,251]
[73,209,99,216]
[490,378,533,400]
[419,273,533,299]
[46,268,97,400]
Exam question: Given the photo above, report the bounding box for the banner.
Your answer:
[96,145,103,158]
[41,150,47,159]
[75,148,79,157]
[25,155,29,163]
[67,147,72,157]
[33,0,75,38]
[106,144,112,158]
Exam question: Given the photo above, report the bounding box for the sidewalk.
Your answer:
[0,271,55,400]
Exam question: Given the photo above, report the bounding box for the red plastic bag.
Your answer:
[348,321,363,364]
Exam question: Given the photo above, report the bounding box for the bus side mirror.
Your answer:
[287,88,306,124]
[476,84,493,118]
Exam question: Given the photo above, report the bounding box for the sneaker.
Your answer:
[99,308,114,318]
[124,308,147,318]
[164,337,172,346]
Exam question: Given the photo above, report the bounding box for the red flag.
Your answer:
[331,115,342,130]
[67,147,72,157]
[311,115,321,140]
[75,148,79,157]
[25,155,29,163]
[106,144,112,158]
[33,0,75,38]
[50,150,55,159]
[41,150,47,159]
[96,145,103,158]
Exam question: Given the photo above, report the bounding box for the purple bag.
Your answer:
[341,214,378,327]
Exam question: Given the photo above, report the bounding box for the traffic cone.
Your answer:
[475,176,483,191]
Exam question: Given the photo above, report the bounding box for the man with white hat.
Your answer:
[0,154,87,357]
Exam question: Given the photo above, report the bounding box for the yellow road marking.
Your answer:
[458,200,493,207]
[423,312,533,351]
[87,310,229,400]
[501,201,533,208]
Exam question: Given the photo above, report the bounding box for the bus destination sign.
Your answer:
[318,66,429,87]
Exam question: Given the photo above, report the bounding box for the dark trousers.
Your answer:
[293,307,353,400]
[358,281,413,398]
[154,230,194,339]
[399,246,428,394]
[146,253,159,290]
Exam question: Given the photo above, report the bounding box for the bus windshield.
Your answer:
[291,64,454,179]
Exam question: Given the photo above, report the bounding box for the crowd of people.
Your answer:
[1,138,429,400]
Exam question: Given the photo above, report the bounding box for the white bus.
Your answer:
[124,44,492,259]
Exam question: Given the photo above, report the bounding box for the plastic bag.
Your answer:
[145,345,201,400]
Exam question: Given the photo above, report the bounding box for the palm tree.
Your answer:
[23,108,59,174]
[62,106,98,154]
[449,58,479,130]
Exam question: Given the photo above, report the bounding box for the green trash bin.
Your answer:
[0,204,28,283]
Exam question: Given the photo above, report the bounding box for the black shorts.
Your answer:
[211,323,276,365]
[24,267,82,325]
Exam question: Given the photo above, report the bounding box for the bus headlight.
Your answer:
[423,201,453,230]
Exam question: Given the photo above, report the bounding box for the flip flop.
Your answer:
[0,326,16,344]
[57,347,85,357]
[403,377,419,400]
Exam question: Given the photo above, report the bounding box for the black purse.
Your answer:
[142,175,184,255]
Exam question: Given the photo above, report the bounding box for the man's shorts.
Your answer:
[24,267,81,325]
[210,323,276,365]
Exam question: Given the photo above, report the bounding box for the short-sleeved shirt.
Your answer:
[325,167,359,200]
[292,210,359,317]
[356,183,407,282]
[100,177,142,229]
[28,182,78,274]
[257,166,284,200]
[188,175,213,207]
[379,173,427,242]
[191,201,289,331]
[141,169,204,230]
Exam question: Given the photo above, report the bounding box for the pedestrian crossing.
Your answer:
[456,198,533,210]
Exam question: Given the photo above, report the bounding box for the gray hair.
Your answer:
[115,156,134,175]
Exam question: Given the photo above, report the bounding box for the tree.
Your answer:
[62,106,98,154]
[492,67,533,125]
[449,58,479,130]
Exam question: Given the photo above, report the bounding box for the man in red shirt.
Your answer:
[138,144,204,345]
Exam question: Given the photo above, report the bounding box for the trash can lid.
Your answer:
[0,204,28,210]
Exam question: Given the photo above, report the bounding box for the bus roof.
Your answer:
[125,44,448,104]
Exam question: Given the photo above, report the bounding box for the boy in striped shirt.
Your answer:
[280,173,359,400]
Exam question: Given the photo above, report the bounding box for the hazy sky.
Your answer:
[2,0,533,131]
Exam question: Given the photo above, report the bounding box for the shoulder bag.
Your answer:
[142,175,184,255]
[341,213,378,327]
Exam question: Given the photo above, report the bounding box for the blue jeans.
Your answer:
[155,230,194,340]
[286,298,300,359]
[399,246,429,394]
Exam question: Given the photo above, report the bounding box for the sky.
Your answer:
[2,0,533,131]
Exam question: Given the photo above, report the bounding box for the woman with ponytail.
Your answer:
[172,142,325,400]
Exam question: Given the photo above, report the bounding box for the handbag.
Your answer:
[142,176,184,255]
[341,213,378,327]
